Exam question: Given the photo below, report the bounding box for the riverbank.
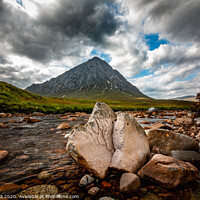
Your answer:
[0,110,199,200]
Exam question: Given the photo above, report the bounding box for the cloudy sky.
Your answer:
[1,0,200,99]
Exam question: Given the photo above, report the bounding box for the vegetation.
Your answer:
[0,81,193,113]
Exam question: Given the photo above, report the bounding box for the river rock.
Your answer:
[99,197,115,200]
[57,122,71,130]
[170,150,200,166]
[0,113,7,118]
[110,113,149,172]
[79,174,95,186]
[149,122,172,130]
[0,150,8,162]
[88,187,99,196]
[120,173,141,192]
[32,112,45,116]
[38,171,51,180]
[138,154,198,188]
[67,102,116,179]
[17,185,58,200]
[146,129,199,155]
[174,117,193,126]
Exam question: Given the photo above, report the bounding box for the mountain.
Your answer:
[26,57,149,100]
[0,81,43,102]
[172,95,197,102]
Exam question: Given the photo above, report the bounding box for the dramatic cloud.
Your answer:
[0,0,200,98]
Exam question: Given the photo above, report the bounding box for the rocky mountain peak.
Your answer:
[26,57,148,100]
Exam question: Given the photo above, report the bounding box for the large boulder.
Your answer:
[110,113,149,172]
[138,154,198,188]
[146,129,199,155]
[170,150,200,166]
[66,102,116,179]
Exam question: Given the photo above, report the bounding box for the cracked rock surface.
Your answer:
[110,112,149,172]
[66,102,150,179]
[66,102,116,179]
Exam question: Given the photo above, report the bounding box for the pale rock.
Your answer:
[0,113,7,118]
[120,173,141,192]
[146,129,199,155]
[99,197,115,200]
[32,112,45,116]
[38,171,51,180]
[88,187,99,196]
[67,102,116,179]
[110,113,149,172]
[79,174,95,186]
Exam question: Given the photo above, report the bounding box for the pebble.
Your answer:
[38,171,51,180]
[79,175,95,186]
[88,187,99,196]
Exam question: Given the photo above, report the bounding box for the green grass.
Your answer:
[0,81,194,113]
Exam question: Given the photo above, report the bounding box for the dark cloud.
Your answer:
[0,54,10,64]
[0,0,120,63]
[141,0,200,43]
[38,0,120,43]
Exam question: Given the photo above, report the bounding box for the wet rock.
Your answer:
[27,117,41,123]
[68,117,77,121]
[0,150,8,162]
[61,116,69,119]
[0,183,22,195]
[140,121,151,124]
[88,187,99,196]
[67,102,116,179]
[38,171,51,180]
[0,113,7,118]
[146,129,199,155]
[110,113,149,172]
[174,117,193,126]
[79,174,95,186]
[17,185,58,200]
[149,121,173,130]
[57,122,71,130]
[32,112,45,116]
[120,173,141,192]
[170,150,200,166]
[138,154,198,188]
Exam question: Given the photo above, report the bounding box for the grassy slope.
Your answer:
[0,81,194,113]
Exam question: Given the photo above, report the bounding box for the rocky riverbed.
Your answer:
[0,108,200,200]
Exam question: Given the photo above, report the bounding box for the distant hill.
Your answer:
[0,81,43,102]
[172,95,197,102]
[26,57,149,101]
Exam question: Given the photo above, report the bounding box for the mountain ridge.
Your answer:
[26,57,149,100]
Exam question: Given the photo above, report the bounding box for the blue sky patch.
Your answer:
[145,34,169,51]
[91,49,112,63]
[132,69,153,78]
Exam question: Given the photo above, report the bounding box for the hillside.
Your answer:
[0,81,43,102]
[26,57,149,100]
